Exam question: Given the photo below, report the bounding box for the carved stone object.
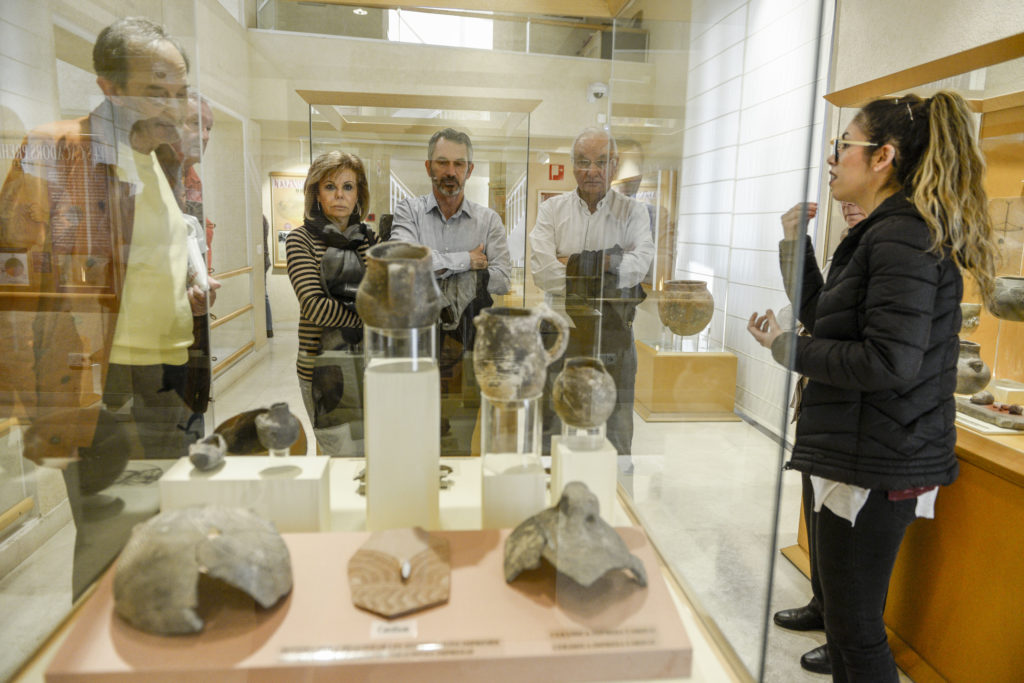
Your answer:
[657,280,714,337]
[989,276,1024,322]
[348,527,450,618]
[504,481,647,588]
[970,390,994,405]
[255,402,300,452]
[356,242,442,329]
[473,303,569,401]
[956,340,991,395]
[960,303,982,335]
[189,433,227,471]
[113,506,293,635]
[552,357,617,428]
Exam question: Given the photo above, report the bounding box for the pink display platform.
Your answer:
[47,528,691,682]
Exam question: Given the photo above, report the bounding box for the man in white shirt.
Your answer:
[529,128,654,455]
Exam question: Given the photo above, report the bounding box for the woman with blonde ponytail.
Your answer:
[747,90,999,682]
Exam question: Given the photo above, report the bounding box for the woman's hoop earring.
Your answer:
[316,199,322,213]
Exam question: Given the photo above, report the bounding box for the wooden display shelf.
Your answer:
[633,341,739,422]
[45,528,691,682]
[781,424,1024,682]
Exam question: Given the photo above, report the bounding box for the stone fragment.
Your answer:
[113,506,292,635]
[505,481,646,588]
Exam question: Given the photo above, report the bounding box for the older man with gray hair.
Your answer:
[529,127,654,456]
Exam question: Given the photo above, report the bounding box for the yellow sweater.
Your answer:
[109,146,192,366]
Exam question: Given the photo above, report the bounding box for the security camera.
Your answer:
[587,82,608,103]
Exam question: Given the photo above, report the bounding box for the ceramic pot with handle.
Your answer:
[473,303,569,401]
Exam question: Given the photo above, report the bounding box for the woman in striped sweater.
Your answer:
[286,151,378,455]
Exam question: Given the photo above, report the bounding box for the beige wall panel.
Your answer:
[833,0,1024,92]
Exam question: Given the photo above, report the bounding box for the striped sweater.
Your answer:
[285,223,377,381]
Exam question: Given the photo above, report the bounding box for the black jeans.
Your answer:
[812,489,918,682]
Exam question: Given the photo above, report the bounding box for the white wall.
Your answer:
[677,0,832,436]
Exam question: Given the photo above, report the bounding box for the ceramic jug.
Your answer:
[657,280,714,336]
[551,356,617,429]
[473,303,569,401]
[956,340,992,395]
[356,242,442,329]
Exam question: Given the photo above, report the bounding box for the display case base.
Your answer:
[634,342,740,422]
[159,455,330,532]
[46,528,691,682]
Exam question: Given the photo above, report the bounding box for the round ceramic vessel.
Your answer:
[658,280,714,336]
[473,304,569,402]
[551,356,617,429]
[989,276,1024,322]
[356,242,442,329]
[956,340,991,395]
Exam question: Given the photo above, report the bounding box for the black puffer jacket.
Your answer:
[773,193,962,489]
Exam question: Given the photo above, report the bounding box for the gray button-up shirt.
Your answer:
[390,192,511,295]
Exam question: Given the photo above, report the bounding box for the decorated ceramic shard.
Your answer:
[504,481,647,588]
[188,433,227,471]
[113,506,293,635]
[348,527,451,618]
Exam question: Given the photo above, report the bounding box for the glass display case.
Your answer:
[10,1,1020,682]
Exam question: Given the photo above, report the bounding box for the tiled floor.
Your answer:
[210,331,912,682]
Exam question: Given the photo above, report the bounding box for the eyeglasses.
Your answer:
[830,137,878,160]
[573,158,610,170]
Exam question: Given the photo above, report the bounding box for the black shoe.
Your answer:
[773,604,825,631]
[799,644,831,675]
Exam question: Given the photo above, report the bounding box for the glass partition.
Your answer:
[601,1,831,678]
[0,0,838,681]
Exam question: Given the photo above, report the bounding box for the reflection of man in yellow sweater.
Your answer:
[0,18,213,463]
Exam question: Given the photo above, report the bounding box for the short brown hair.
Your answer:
[93,17,189,87]
[303,151,370,226]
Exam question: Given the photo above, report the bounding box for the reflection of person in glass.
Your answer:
[0,17,215,465]
[748,93,999,681]
[286,152,378,456]
[530,128,654,455]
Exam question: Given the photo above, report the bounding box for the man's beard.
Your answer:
[431,173,462,198]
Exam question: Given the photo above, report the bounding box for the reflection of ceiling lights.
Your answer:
[353,8,368,15]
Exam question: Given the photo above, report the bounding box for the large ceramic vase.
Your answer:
[956,341,992,395]
[356,242,442,329]
[551,357,617,429]
[473,304,569,401]
[960,303,982,335]
[658,280,714,336]
[989,276,1024,322]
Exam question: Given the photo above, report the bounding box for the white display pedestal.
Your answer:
[328,457,482,531]
[159,456,330,532]
[550,436,617,517]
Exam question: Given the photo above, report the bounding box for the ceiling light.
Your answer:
[353,8,368,15]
